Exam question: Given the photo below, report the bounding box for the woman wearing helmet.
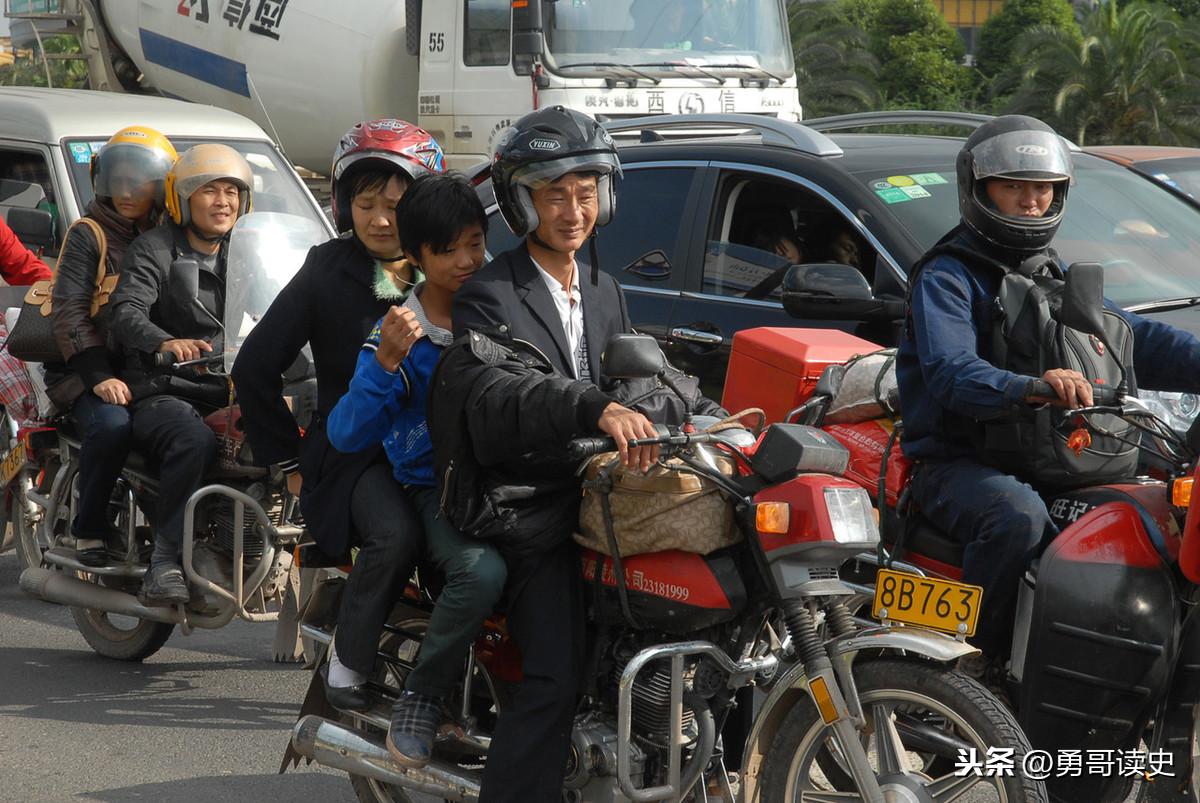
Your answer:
[896,115,1200,675]
[448,106,722,803]
[107,143,254,605]
[232,120,447,672]
[44,125,176,567]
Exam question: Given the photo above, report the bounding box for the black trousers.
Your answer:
[130,396,217,566]
[334,463,426,675]
[479,540,585,803]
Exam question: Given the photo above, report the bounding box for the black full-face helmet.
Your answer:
[957,115,1074,254]
[491,106,623,239]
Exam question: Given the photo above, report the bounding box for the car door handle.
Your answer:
[670,327,723,346]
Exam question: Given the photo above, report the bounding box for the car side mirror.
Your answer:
[602,333,666,379]
[6,207,54,252]
[782,263,904,322]
[1060,262,1107,338]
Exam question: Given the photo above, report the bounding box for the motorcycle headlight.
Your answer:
[1136,390,1200,434]
[823,487,880,545]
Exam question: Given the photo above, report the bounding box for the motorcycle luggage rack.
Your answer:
[617,641,777,802]
[182,484,303,623]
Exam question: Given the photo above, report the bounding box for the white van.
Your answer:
[0,86,334,254]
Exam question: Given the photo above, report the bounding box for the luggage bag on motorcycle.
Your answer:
[574,451,740,557]
[580,546,748,634]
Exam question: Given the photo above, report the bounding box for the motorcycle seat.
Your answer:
[885,514,964,568]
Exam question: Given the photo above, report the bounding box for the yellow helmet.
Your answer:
[90,126,178,208]
[164,143,254,226]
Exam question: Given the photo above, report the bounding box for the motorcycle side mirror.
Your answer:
[602,333,666,380]
[1060,262,1107,338]
[168,257,202,309]
[782,263,905,322]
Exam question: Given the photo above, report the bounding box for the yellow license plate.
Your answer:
[0,441,26,486]
[872,569,983,637]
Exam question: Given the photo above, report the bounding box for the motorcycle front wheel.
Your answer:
[760,658,1048,802]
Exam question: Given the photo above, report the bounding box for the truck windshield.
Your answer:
[62,137,332,236]
[543,0,794,78]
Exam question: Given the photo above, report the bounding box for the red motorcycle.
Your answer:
[283,334,1044,803]
[724,324,1200,803]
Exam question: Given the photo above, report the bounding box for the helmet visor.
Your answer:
[970,129,1073,184]
[511,152,622,191]
[93,142,174,199]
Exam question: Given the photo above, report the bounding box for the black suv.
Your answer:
[478,113,1200,426]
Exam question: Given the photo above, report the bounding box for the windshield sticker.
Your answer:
[70,143,92,163]
[902,185,931,200]
[876,187,912,204]
[886,175,916,187]
[910,172,949,186]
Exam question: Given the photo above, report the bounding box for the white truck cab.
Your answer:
[0,86,333,254]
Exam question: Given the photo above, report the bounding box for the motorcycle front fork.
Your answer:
[784,600,887,803]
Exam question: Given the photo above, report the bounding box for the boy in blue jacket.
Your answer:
[327,172,505,768]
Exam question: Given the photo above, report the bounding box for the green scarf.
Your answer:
[373,259,423,301]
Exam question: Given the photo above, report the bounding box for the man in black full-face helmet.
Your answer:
[446,106,723,802]
[896,116,1200,675]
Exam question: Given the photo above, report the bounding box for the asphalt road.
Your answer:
[0,548,368,803]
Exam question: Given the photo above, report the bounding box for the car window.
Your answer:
[1137,157,1200,201]
[0,147,62,248]
[484,166,696,290]
[703,172,875,299]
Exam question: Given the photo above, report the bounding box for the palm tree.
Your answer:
[1006,2,1200,146]
[788,1,882,117]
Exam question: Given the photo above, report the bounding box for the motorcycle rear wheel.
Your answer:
[760,658,1048,802]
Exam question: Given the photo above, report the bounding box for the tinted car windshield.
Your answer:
[62,137,331,234]
[854,155,1200,307]
[544,0,794,77]
[1137,157,1200,201]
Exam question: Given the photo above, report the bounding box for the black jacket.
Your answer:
[45,200,151,407]
[440,243,724,555]
[231,236,393,557]
[108,223,228,407]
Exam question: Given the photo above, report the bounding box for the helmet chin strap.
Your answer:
[187,223,228,244]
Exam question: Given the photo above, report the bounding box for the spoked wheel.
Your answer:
[760,658,1048,802]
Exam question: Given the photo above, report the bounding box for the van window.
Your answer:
[0,147,62,248]
[464,0,511,66]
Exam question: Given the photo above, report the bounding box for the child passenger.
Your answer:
[325,172,505,768]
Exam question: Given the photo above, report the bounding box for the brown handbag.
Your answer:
[574,450,740,557]
[7,218,116,363]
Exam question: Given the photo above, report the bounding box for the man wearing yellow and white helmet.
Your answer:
[108,142,254,606]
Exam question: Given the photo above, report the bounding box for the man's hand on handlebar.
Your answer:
[1028,368,1094,408]
[160,338,213,363]
[598,402,660,472]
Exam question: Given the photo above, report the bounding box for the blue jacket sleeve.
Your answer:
[911,259,1033,420]
[327,347,411,454]
[1109,302,1200,393]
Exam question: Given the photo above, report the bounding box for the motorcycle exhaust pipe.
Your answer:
[291,715,481,802]
[19,567,181,625]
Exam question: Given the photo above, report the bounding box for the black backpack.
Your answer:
[908,242,1138,490]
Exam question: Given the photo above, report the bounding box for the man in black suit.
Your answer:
[451,107,666,803]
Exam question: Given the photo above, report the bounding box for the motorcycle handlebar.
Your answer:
[152,351,178,369]
[566,427,713,461]
[1028,379,1121,406]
